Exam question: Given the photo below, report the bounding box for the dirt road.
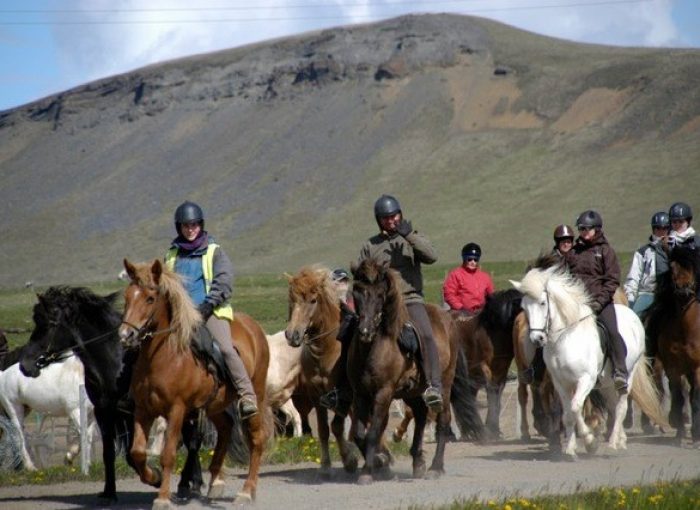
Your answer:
[2,383,699,509]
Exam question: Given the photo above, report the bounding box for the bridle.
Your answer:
[527,285,594,340]
[120,283,174,343]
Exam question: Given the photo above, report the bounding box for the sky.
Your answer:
[1,0,698,112]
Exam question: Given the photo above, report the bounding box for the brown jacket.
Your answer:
[359,229,437,304]
[565,232,621,312]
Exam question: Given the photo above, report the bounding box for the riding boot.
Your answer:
[406,303,443,413]
[319,303,356,416]
[207,316,258,419]
[599,304,628,394]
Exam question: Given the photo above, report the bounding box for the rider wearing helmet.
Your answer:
[668,202,700,250]
[552,225,575,258]
[165,201,258,419]
[443,242,494,315]
[566,210,628,393]
[624,211,671,316]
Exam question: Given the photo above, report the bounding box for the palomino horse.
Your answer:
[0,355,97,470]
[512,265,667,459]
[19,286,206,501]
[645,245,700,445]
[119,259,271,509]
[349,258,463,483]
[285,265,359,476]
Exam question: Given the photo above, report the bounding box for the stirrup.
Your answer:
[238,398,259,420]
[319,388,340,410]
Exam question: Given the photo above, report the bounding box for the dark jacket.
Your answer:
[565,232,621,312]
[359,229,437,304]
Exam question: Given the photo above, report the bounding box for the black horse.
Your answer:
[18,286,205,501]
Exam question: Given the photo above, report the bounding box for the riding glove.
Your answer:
[396,219,413,237]
[198,301,215,321]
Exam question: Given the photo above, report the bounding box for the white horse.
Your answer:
[0,355,97,470]
[511,265,667,458]
[266,330,303,436]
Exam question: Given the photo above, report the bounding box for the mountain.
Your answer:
[0,14,699,287]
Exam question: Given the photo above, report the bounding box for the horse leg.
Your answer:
[3,402,35,471]
[393,405,412,443]
[331,410,358,474]
[483,363,502,438]
[668,373,686,445]
[607,390,629,450]
[517,382,531,441]
[279,399,302,437]
[315,406,333,479]
[570,377,597,452]
[357,388,393,485]
[689,368,700,445]
[129,409,158,488]
[205,412,233,500]
[428,390,452,476]
[95,408,118,501]
[406,398,427,479]
[236,403,269,503]
[176,415,204,500]
[152,406,186,509]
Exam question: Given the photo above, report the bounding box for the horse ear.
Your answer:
[350,261,358,278]
[510,280,522,291]
[151,259,163,284]
[123,258,137,281]
[283,272,293,283]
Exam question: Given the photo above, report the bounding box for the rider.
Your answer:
[552,224,575,258]
[667,202,700,250]
[443,242,494,315]
[166,201,258,419]
[565,210,628,393]
[360,194,443,411]
[624,211,670,316]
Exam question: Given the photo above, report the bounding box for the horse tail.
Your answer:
[450,348,485,441]
[630,357,670,430]
[226,400,275,465]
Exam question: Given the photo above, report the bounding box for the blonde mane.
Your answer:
[520,266,592,327]
[132,261,201,351]
[288,265,340,332]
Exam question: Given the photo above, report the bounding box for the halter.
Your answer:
[527,287,552,338]
[527,284,594,340]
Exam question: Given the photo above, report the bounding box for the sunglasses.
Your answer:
[577,225,595,232]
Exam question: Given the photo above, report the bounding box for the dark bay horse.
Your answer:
[119,259,271,508]
[349,258,462,484]
[18,286,207,501]
[646,245,700,445]
[284,265,359,476]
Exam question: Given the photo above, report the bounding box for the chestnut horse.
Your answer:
[284,265,359,477]
[646,245,700,445]
[349,258,461,483]
[119,259,271,509]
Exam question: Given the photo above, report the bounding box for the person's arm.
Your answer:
[484,272,495,297]
[599,244,621,308]
[207,246,233,307]
[404,230,438,264]
[623,249,643,304]
[442,270,462,310]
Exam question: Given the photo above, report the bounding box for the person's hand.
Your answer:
[198,302,214,321]
[396,219,413,237]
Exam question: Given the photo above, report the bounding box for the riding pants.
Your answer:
[598,303,628,379]
[406,303,443,390]
[206,316,256,401]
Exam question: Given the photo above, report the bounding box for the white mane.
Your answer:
[520,266,592,326]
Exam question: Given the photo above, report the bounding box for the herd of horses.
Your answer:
[3,245,700,509]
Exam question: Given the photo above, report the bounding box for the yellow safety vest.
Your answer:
[165,243,234,321]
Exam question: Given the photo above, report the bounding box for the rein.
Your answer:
[528,287,594,339]
[36,318,119,369]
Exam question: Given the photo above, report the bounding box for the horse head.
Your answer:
[669,246,700,300]
[284,265,337,348]
[351,258,405,344]
[119,258,199,352]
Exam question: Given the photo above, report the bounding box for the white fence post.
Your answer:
[79,384,90,475]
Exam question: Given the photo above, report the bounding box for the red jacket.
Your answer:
[443,265,495,313]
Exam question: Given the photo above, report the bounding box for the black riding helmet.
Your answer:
[461,242,481,261]
[374,195,401,219]
[669,202,693,222]
[576,210,603,230]
[174,201,204,233]
[651,211,670,229]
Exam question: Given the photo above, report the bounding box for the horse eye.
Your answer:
[310,298,317,304]
[146,296,156,304]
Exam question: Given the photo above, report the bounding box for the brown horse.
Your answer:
[646,245,700,445]
[119,259,271,509]
[349,258,461,484]
[284,265,359,476]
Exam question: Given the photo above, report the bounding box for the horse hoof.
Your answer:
[343,453,359,473]
[358,474,373,485]
[149,466,162,488]
[152,498,172,510]
[585,437,599,454]
[425,468,443,480]
[206,481,225,500]
[563,452,577,462]
[374,452,390,469]
[233,492,253,507]
[413,463,426,479]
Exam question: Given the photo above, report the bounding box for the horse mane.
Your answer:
[477,288,523,334]
[38,286,121,329]
[519,266,592,326]
[131,262,200,352]
[526,251,562,272]
[353,258,409,340]
[645,245,700,325]
[288,265,339,331]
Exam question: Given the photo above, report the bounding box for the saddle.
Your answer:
[398,321,421,358]
[190,324,230,386]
